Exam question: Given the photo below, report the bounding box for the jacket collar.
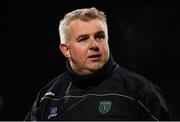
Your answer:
[66,54,117,86]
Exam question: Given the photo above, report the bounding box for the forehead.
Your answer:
[68,19,105,36]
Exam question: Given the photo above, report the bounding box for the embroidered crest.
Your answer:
[48,106,58,119]
[99,101,112,114]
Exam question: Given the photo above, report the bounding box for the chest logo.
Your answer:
[99,101,112,114]
[48,106,58,119]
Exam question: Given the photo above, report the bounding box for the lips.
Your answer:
[88,54,101,58]
[88,54,101,61]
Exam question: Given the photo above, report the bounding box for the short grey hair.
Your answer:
[58,7,108,45]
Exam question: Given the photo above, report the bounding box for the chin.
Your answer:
[88,63,104,71]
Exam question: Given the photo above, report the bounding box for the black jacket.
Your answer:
[25,56,169,120]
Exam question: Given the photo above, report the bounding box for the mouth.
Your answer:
[88,54,101,61]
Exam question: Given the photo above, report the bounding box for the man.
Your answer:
[25,7,169,120]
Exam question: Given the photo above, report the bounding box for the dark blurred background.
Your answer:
[1,1,179,120]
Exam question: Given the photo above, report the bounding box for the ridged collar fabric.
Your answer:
[66,55,117,86]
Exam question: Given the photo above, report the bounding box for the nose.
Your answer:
[89,38,99,51]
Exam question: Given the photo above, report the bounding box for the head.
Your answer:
[59,7,110,75]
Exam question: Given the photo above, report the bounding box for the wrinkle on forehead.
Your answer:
[68,19,106,39]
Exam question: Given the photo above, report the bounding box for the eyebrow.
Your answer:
[94,31,105,37]
[76,34,89,41]
[76,30,105,40]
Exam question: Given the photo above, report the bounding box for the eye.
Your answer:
[95,33,105,40]
[79,37,88,42]
[77,35,89,42]
[95,31,105,40]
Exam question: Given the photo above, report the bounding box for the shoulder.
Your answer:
[115,66,160,94]
[115,66,169,120]
[35,72,71,103]
[114,65,166,104]
[25,72,72,120]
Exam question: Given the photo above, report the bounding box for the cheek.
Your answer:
[101,42,109,54]
[70,44,87,58]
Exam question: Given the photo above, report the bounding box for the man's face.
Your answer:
[61,19,110,75]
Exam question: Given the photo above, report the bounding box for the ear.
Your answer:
[59,43,71,58]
